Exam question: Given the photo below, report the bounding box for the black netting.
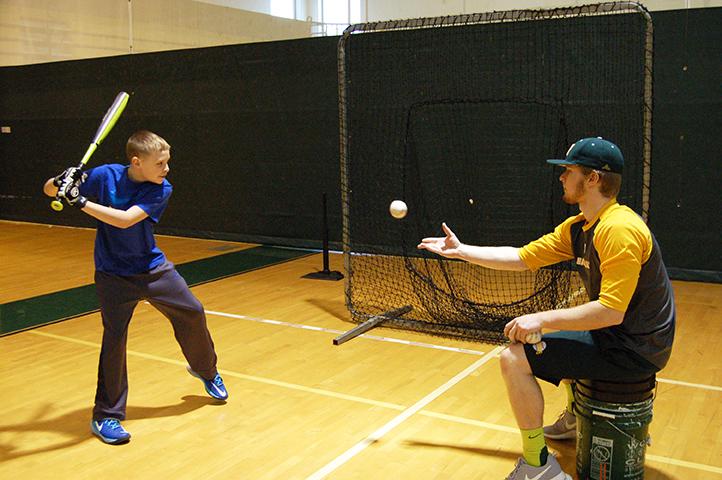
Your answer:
[339,2,652,343]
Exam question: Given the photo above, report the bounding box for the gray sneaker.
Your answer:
[505,455,571,480]
[543,409,576,440]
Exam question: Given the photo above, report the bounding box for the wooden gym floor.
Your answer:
[1,220,720,479]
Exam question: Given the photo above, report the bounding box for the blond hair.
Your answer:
[126,130,170,161]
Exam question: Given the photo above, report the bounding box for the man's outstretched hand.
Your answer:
[418,222,463,259]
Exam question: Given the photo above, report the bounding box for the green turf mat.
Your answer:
[0,246,312,336]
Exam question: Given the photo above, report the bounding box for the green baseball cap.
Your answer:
[547,137,624,174]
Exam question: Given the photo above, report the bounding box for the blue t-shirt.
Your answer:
[80,164,172,275]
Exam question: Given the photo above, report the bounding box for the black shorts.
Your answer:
[523,331,659,386]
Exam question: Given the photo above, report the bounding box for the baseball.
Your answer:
[525,331,542,343]
[389,200,408,219]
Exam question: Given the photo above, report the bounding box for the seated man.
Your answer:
[419,137,675,479]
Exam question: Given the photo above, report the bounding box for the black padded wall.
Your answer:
[649,8,721,281]
[0,36,341,248]
[0,9,720,280]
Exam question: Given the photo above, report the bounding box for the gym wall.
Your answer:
[0,8,719,281]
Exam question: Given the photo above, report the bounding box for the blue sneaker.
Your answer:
[91,418,131,444]
[187,366,228,400]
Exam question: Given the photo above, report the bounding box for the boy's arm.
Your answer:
[81,203,149,229]
[44,176,148,229]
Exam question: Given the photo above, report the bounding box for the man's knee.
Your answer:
[500,343,532,377]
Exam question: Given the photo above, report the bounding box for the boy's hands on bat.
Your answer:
[53,167,84,188]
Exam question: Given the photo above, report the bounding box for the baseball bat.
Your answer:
[51,91,131,211]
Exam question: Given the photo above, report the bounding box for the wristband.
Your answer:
[73,196,88,209]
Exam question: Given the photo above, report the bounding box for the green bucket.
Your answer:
[574,377,656,480]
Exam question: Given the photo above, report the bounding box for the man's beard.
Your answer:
[562,178,585,205]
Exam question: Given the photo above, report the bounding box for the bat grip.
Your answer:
[78,142,98,167]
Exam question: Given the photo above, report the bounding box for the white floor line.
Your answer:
[204,309,488,356]
[306,346,504,480]
[646,455,722,475]
[656,377,722,392]
[419,410,518,434]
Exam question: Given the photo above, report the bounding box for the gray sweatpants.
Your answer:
[92,261,218,421]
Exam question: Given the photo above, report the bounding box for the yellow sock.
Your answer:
[521,427,548,467]
[565,381,575,412]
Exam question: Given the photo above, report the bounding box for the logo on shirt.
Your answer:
[576,257,590,269]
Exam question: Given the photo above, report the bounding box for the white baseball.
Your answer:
[389,200,408,219]
[525,331,542,344]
